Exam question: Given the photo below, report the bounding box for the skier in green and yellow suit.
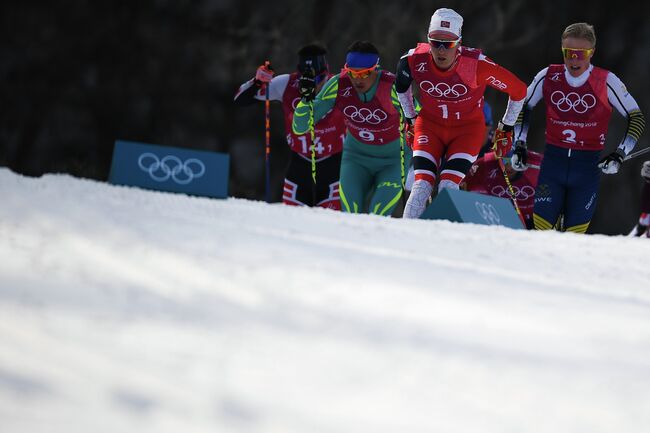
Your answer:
[293,40,412,216]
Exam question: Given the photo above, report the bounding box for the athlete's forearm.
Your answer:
[292,91,336,135]
[618,110,646,155]
[234,74,289,106]
[502,98,525,127]
[513,69,546,142]
[389,85,408,123]
[292,101,313,135]
[514,105,532,143]
[626,110,646,143]
[397,87,416,120]
[233,79,260,106]
[395,57,413,93]
[395,57,416,119]
[606,73,645,155]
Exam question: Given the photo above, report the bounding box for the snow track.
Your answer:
[1,168,649,433]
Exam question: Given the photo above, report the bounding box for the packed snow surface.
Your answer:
[1,168,649,433]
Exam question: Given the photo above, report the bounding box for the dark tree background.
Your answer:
[1,0,649,234]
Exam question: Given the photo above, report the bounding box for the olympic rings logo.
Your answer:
[475,202,501,225]
[138,153,206,185]
[491,185,536,200]
[549,91,596,113]
[419,81,468,98]
[342,106,388,124]
[291,97,301,110]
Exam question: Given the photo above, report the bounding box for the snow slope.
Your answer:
[1,167,649,433]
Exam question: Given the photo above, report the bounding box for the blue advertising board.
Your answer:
[109,140,229,199]
[420,188,524,229]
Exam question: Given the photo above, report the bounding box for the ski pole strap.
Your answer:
[496,154,526,227]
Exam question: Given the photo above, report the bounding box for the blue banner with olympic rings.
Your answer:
[109,140,229,199]
[421,188,524,229]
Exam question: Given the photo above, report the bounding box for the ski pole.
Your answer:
[399,121,407,209]
[496,153,527,227]
[624,145,650,161]
[309,100,317,206]
[264,60,271,203]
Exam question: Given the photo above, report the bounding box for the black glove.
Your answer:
[510,140,528,171]
[299,67,316,101]
[598,149,625,174]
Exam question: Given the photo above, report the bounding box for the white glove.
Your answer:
[641,161,650,180]
[598,150,625,175]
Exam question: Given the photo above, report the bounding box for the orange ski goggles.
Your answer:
[344,64,377,79]
[561,47,594,60]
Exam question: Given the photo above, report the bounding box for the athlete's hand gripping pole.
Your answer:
[492,121,514,158]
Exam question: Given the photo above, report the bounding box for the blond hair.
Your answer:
[562,23,596,47]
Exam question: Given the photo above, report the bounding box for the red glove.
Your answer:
[403,117,415,149]
[255,61,274,84]
[492,121,514,158]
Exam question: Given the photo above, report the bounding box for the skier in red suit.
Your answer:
[396,7,527,219]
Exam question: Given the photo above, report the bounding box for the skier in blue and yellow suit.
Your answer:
[293,40,412,216]
[513,23,645,233]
